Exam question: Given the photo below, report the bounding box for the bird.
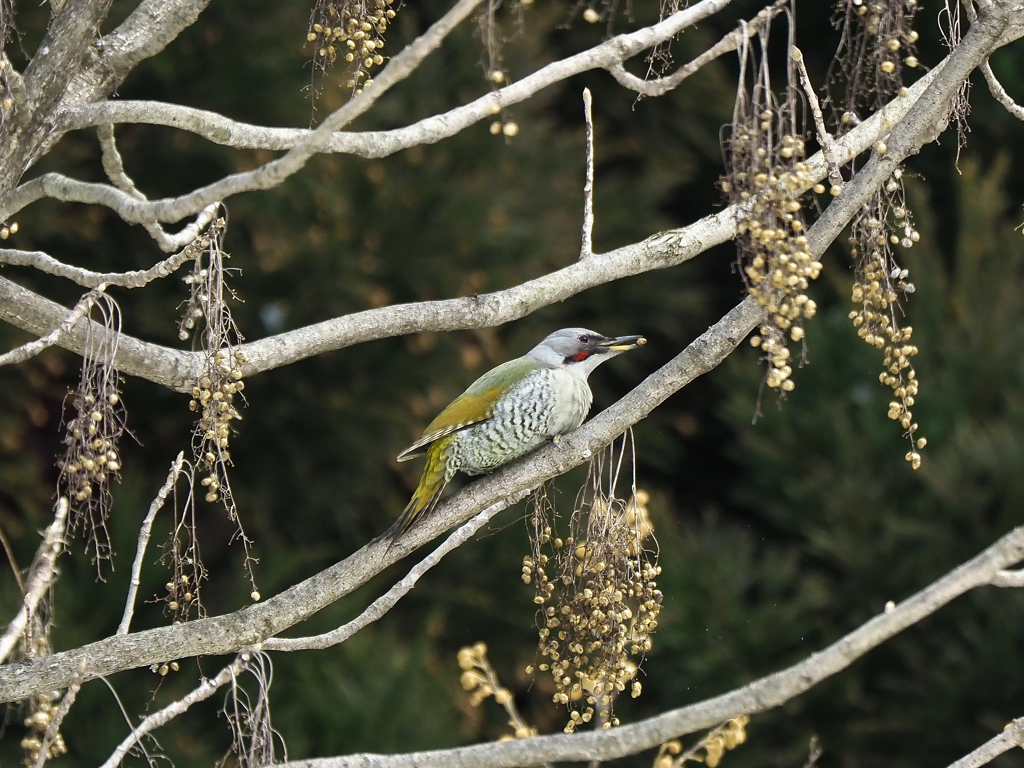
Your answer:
[387,328,646,539]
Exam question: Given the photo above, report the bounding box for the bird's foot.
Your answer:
[553,434,565,450]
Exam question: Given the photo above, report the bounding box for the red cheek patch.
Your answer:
[572,351,591,362]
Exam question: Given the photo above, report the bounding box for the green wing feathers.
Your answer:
[395,358,543,462]
[388,437,453,538]
[395,389,496,461]
[390,358,546,538]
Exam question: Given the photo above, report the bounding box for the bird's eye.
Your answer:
[577,334,590,344]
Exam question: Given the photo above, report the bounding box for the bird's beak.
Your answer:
[598,335,647,352]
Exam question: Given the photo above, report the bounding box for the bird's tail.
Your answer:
[385,439,452,540]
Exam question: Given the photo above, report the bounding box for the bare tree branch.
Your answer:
[56,0,736,165]
[97,657,247,768]
[946,716,1024,768]
[0,242,201,289]
[32,661,85,768]
[118,452,186,636]
[97,124,220,252]
[0,0,505,226]
[0,294,760,703]
[67,0,215,106]
[989,567,1024,587]
[4,54,32,130]
[792,47,843,188]
[980,60,1024,121]
[580,88,595,259]
[0,285,106,368]
[0,62,943,391]
[0,276,195,388]
[1,0,117,192]
[0,498,69,665]
[607,0,786,97]
[261,490,532,652]
[22,0,215,169]
[796,0,1014,260]
[271,526,1024,768]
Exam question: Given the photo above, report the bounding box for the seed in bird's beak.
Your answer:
[599,335,646,351]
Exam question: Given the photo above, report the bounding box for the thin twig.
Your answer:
[97,657,247,768]
[3,0,501,226]
[580,88,595,259]
[97,123,221,253]
[0,520,25,594]
[0,295,760,701]
[0,285,106,369]
[980,60,1024,122]
[802,736,822,768]
[118,452,186,635]
[607,0,787,97]
[0,244,203,289]
[0,60,944,394]
[792,47,843,188]
[269,525,1024,768]
[56,0,735,164]
[261,490,531,652]
[15,0,733,228]
[32,661,86,768]
[0,498,69,665]
[94,674,158,767]
[1,61,943,393]
[946,716,1024,768]
[989,568,1024,587]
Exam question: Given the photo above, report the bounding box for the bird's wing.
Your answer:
[395,391,494,461]
[396,358,541,462]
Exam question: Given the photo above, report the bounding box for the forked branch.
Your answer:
[56,0,735,165]
[118,452,186,635]
[270,526,1024,768]
[0,286,108,368]
[263,489,532,652]
[980,60,1024,121]
[0,499,69,665]
[0,60,944,392]
[607,0,786,97]
[0,295,761,703]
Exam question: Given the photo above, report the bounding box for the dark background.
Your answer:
[2,0,1024,766]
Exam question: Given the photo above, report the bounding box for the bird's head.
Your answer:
[526,328,646,377]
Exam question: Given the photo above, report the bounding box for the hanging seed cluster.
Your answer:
[457,642,538,739]
[478,0,533,140]
[57,291,125,564]
[162,568,200,621]
[178,218,245,510]
[524,489,660,733]
[654,717,750,768]
[307,0,395,94]
[724,111,820,393]
[849,180,926,468]
[21,693,68,766]
[188,348,247,504]
[159,491,210,622]
[223,653,280,768]
[176,218,260,612]
[832,0,920,118]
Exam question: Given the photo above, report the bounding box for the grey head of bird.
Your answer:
[525,327,647,378]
